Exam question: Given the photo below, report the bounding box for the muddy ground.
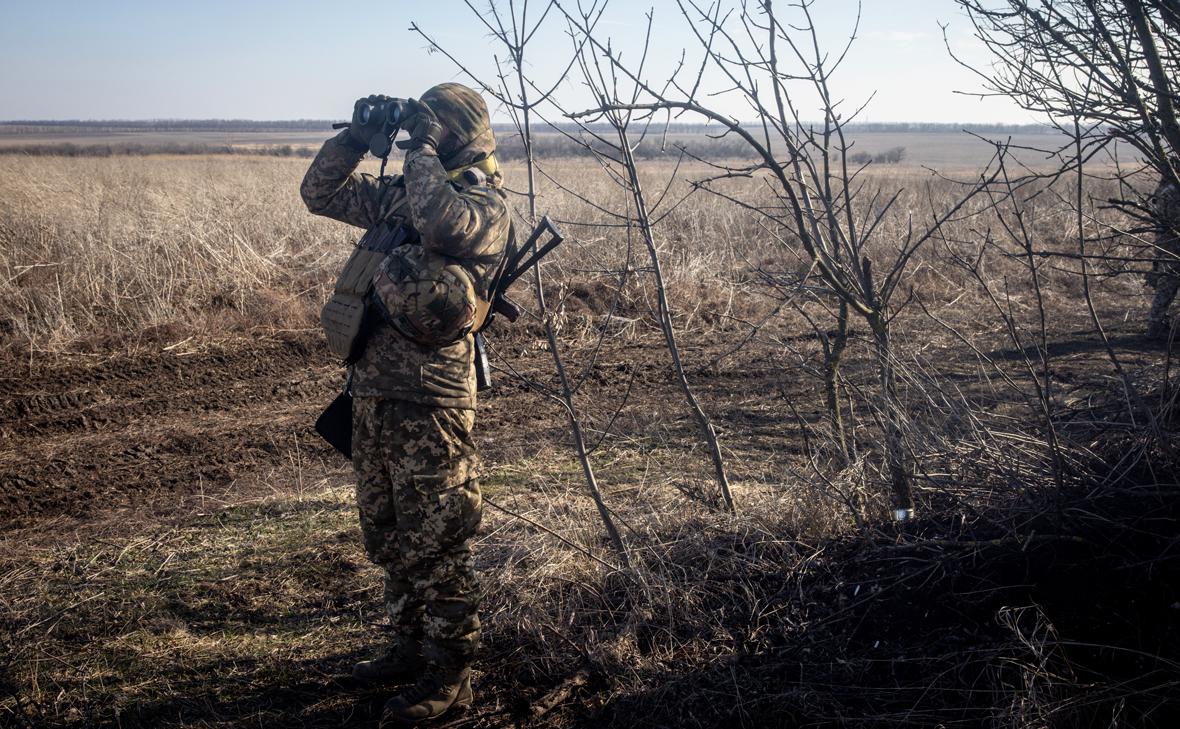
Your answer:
[0,321,836,530]
[1,311,1170,528]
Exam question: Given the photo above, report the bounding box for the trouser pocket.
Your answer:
[399,458,482,562]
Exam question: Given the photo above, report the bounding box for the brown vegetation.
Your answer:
[0,143,1176,727]
[2,3,1179,723]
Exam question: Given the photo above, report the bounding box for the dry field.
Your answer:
[1,149,1177,728]
[0,126,1078,169]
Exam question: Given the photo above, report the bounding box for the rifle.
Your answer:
[473,215,565,391]
[315,216,565,459]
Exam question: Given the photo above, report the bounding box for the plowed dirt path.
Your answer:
[0,332,680,529]
[0,335,347,526]
[2,316,1165,531]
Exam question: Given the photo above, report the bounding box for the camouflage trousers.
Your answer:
[352,396,483,672]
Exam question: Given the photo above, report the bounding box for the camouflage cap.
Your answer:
[420,83,496,163]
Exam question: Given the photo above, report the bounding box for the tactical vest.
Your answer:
[320,163,505,360]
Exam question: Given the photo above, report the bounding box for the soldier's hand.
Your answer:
[395,99,445,153]
[349,94,392,148]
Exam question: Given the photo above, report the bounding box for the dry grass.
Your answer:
[0,439,841,727]
[1,150,1177,727]
[0,156,350,353]
[0,153,1144,354]
[0,154,815,362]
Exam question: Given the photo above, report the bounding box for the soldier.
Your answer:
[1147,174,1180,340]
[301,83,510,723]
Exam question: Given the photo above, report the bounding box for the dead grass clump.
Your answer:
[0,156,351,354]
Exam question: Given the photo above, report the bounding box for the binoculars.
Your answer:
[333,97,411,158]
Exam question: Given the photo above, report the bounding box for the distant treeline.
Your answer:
[0,119,1059,136]
[0,135,914,164]
[0,143,318,158]
[0,120,337,134]
[847,146,907,165]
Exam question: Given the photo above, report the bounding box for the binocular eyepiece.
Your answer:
[333,97,412,159]
[357,98,409,130]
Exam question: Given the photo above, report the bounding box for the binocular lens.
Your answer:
[358,105,373,125]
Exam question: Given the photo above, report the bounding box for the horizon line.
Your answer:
[0,118,1056,130]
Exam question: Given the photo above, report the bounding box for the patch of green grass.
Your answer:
[481,451,588,496]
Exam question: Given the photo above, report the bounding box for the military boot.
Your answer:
[380,669,473,725]
[351,639,424,685]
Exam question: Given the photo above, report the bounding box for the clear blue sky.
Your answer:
[0,0,1027,123]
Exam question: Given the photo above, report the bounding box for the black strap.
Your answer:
[485,220,518,303]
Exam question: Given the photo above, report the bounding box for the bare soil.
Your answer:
[2,308,1170,528]
[0,322,818,530]
[0,334,342,526]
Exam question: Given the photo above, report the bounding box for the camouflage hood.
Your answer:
[420,83,497,172]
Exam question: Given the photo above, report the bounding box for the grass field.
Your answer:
[1,140,1178,727]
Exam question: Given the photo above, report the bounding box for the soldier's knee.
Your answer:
[426,592,481,624]
[359,512,400,565]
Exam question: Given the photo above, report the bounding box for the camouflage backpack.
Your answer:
[371,245,483,347]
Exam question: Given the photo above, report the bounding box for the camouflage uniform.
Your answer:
[351,398,482,668]
[300,84,510,674]
[1147,178,1180,339]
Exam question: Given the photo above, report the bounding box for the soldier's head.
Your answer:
[419,83,496,172]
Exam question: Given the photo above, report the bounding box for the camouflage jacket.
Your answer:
[301,130,511,409]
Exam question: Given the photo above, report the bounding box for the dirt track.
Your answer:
[0,334,349,527]
[2,318,1166,529]
[0,323,811,533]
[0,331,680,529]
